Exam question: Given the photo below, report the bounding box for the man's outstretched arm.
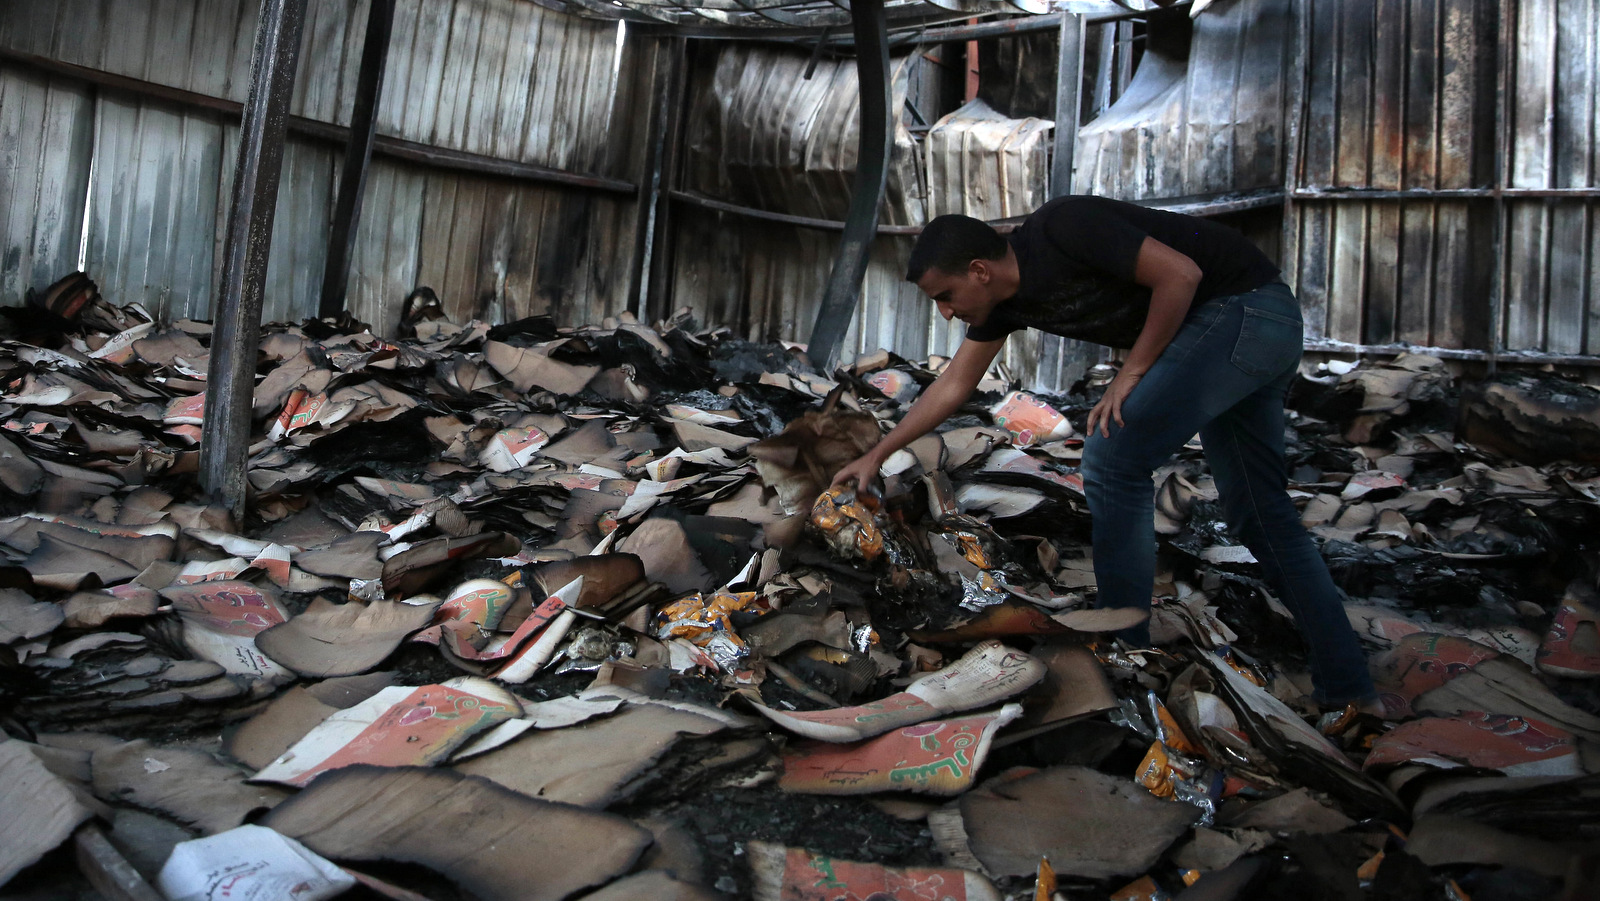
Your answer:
[832,336,1006,491]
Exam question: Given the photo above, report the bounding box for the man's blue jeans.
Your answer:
[1081,281,1376,706]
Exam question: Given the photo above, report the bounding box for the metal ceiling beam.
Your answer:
[806,0,892,371]
[199,0,308,522]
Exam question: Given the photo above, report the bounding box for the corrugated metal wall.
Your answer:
[682,46,925,225]
[672,45,961,368]
[670,46,1048,384]
[1287,0,1599,357]
[6,0,1593,368]
[0,68,95,307]
[1075,0,1292,200]
[1501,0,1599,355]
[924,98,1053,220]
[1289,0,1499,350]
[0,0,640,333]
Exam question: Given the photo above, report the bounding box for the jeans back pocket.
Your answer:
[1230,305,1303,378]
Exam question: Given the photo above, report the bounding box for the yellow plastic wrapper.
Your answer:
[1135,742,1177,799]
[948,529,994,569]
[810,485,886,561]
[655,590,760,644]
[1033,857,1057,901]
[1135,740,1224,825]
[1109,875,1169,901]
[1150,695,1204,756]
[1356,850,1385,882]
[655,590,764,671]
[1219,649,1267,686]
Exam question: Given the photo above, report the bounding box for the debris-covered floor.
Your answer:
[2,274,1599,901]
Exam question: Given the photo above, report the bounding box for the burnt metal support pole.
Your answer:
[200,0,308,521]
[1051,12,1085,198]
[643,40,688,328]
[1487,0,1516,374]
[632,35,687,321]
[1049,11,1098,388]
[806,0,891,372]
[319,0,395,318]
[1279,0,1309,302]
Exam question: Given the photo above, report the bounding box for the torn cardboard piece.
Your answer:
[746,841,1001,901]
[753,641,1044,742]
[780,705,1022,795]
[261,765,652,901]
[253,678,522,787]
[0,739,96,886]
[91,739,290,835]
[952,766,1201,879]
[256,597,437,678]
[452,698,729,807]
[162,581,293,683]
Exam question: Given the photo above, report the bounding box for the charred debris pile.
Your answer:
[2,273,1599,901]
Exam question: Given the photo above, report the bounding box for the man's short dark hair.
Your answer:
[906,215,1008,282]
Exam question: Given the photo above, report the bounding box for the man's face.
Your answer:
[916,260,998,326]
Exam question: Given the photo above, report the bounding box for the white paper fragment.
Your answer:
[158,824,355,901]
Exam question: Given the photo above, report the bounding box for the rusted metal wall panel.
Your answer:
[1290,0,1596,357]
[2,0,622,167]
[923,99,1052,220]
[673,42,1065,389]
[1502,0,1599,354]
[346,159,424,329]
[1075,0,1292,200]
[1292,0,1500,349]
[85,95,226,322]
[214,125,338,325]
[0,0,638,333]
[668,210,942,362]
[683,45,925,226]
[412,165,637,330]
[0,66,94,305]
[668,206,1066,390]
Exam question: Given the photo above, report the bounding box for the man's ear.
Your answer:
[968,258,990,282]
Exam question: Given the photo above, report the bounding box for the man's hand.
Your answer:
[831,454,881,492]
[1085,369,1143,438]
[1081,236,1200,439]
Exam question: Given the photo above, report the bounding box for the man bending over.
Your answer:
[832,196,1377,712]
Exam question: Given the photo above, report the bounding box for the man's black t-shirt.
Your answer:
[965,195,1281,347]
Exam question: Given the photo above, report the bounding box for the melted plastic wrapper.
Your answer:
[810,485,887,562]
[1135,741,1224,827]
[959,572,1012,612]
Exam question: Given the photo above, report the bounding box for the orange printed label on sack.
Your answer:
[166,582,287,637]
[779,709,1016,796]
[777,847,987,901]
[866,369,919,404]
[270,684,518,787]
[989,392,1072,447]
[433,580,517,632]
[478,426,550,472]
[163,394,206,425]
